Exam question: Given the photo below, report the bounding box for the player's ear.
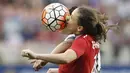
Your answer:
[77,26,83,32]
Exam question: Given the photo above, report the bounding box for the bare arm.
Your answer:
[22,36,74,71]
[38,40,73,65]
[51,39,74,54]
[28,39,74,71]
[28,49,77,64]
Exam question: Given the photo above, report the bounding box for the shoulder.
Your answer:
[73,35,87,43]
[75,35,95,45]
[80,35,94,41]
[75,35,88,40]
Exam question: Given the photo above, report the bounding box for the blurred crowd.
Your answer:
[0,0,130,66]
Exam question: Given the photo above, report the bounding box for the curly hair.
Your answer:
[77,6,118,43]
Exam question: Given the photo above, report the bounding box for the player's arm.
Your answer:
[22,37,86,64]
[27,35,75,71]
[22,49,77,64]
[51,37,74,54]
[39,35,74,64]
[36,49,77,64]
[35,37,86,64]
[34,39,74,66]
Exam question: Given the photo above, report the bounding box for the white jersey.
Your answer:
[64,34,76,41]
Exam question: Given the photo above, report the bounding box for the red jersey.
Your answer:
[59,35,100,73]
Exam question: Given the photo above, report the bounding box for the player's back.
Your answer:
[59,35,100,73]
[83,35,100,73]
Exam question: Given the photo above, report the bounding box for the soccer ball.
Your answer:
[41,3,70,32]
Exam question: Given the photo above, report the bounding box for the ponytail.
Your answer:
[77,6,119,43]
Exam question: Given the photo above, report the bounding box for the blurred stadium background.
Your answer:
[0,0,130,73]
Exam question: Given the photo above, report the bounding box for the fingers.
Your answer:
[22,49,44,72]
[29,59,47,71]
[33,60,43,71]
[21,50,29,57]
[21,49,36,59]
[28,59,44,71]
[21,49,31,57]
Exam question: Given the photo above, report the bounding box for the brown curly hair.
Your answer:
[77,6,118,43]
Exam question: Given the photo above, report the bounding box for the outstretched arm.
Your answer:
[22,49,77,64]
[36,49,77,64]
[32,40,73,69]
[23,37,74,71]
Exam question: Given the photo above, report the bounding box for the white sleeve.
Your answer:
[64,34,75,41]
[97,51,101,71]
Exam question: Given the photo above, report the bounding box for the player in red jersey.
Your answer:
[22,6,114,73]
[28,7,78,72]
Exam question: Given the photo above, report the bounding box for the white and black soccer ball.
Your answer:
[41,3,70,31]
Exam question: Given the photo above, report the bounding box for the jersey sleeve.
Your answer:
[70,37,87,58]
[64,34,75,41]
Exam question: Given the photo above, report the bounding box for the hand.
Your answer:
[21,49,36,59]
[30,59,48,71]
